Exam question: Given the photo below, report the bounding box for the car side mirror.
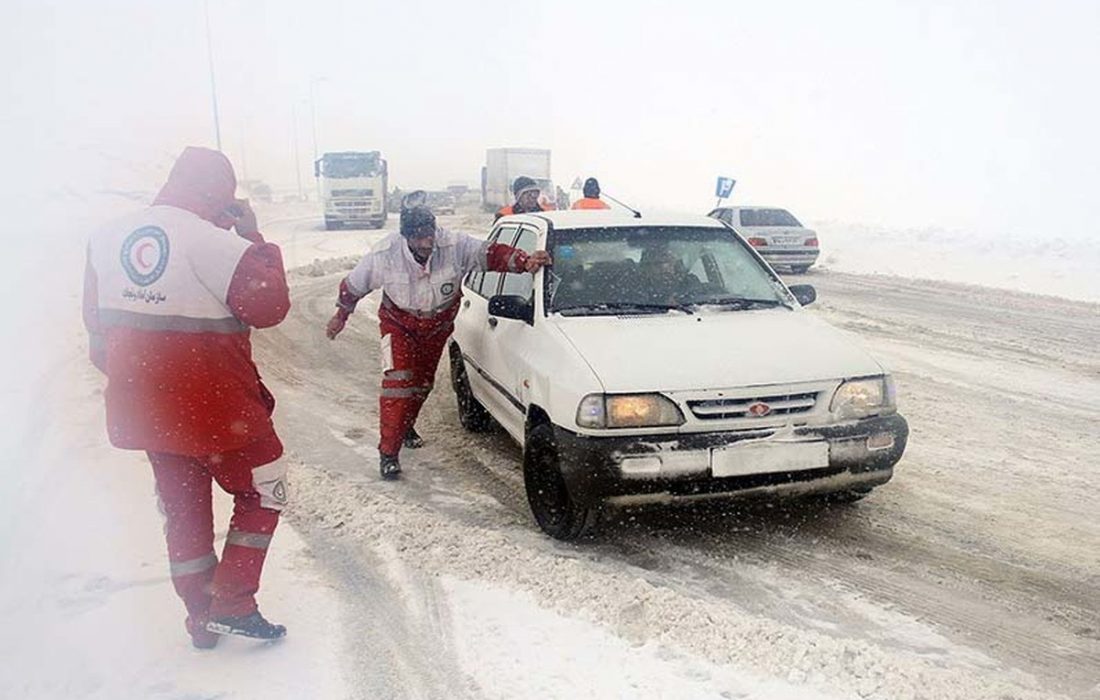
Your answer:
[489,294,533,323]
[788,284,816,306]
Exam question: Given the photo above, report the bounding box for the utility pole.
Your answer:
[309,76,326,201]
[292,102,304,201]
[203,0,222,150]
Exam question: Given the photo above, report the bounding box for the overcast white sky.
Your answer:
[2,0,1098,235]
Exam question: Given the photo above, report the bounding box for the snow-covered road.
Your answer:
[249,207,1099,699]
[4,201,1096,699]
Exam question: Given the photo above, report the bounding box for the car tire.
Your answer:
[449,345,492,432]
[523,422,599,541]
[791,265,810,274]
[324,218,340,231]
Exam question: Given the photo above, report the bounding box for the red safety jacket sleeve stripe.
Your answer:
[486,243,529,273]
[226,237,291,329]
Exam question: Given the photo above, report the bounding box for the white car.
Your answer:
[707,206,819,273]
[449,211,907,540]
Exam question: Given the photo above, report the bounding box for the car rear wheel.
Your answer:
[790,265,810,274]
[449,344,492,432]
[523,423,599,540]
[324,217,341,231]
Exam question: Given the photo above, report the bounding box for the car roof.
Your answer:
[503,210,729,230]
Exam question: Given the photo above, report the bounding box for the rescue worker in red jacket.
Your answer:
[83,147,291,648]
[571,177,611,210]
[495,175,546,221]
[325,199,551,478]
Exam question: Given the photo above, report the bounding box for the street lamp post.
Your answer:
[203,0,222,151]
[292,102,304,201]
[308,76,327,201]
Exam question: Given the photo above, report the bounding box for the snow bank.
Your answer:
[443,576,846,699]
[811,220,1100,303]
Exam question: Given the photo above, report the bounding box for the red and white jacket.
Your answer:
[337,228,530,321]
[83,204,290,457]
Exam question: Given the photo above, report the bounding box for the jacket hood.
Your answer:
[153,147,237,225]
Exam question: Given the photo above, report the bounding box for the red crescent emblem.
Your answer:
[136,241,155,269]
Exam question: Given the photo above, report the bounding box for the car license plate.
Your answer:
[711,441,829,477]
[773,235,802,246]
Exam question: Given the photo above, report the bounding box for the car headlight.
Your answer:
[576,393,685,429]
[829,376,896,420]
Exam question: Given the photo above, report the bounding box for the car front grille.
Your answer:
[688,391,819,421]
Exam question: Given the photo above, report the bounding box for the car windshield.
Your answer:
[546,226,789,316]
[321,153,382,178]
[739,208,802,227]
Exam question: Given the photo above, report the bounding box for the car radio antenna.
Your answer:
[601,191,642,218]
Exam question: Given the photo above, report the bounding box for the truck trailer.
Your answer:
[481,147,554,212]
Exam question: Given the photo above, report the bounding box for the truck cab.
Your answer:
[314,151,388,230]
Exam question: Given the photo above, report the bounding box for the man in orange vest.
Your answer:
[571,177,611,210]
[495,175,545,221]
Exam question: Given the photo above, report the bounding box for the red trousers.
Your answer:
[377,299,457,456]
[147,433,286,622]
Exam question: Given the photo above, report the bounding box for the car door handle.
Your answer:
[487,317,498,329]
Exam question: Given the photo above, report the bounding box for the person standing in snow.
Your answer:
[571,177,611,210]
[494,175,546,221]
[325,196,551,478]
[83,147,292,648]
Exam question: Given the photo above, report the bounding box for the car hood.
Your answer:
[552,309,883,392]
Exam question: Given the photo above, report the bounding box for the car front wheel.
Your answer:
[523,423,599,540]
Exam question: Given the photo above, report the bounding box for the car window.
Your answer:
[480,225,518,298]
[739,209,802,227]
[499,226,538,298]
[546,226,786,314]
[466,225,516,297]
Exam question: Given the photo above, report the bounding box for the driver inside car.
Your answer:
[636,245,705,305]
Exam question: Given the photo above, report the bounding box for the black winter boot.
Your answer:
[206,610,287,640]
[379,451,402,480]
[403,426,425,449]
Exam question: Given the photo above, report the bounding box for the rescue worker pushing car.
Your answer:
[83,147,291,648]
[326,194,551,478]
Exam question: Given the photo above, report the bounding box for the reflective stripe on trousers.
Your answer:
[377,302,454,456]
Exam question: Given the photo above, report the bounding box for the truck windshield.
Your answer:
[547,226,789,315]
[322,154,382,178]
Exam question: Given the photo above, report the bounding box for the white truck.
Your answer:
[314,151,388,230]
[481,147,555,212]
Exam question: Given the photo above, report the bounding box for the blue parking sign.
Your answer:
[715,176,736,199]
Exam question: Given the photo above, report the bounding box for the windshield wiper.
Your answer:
[555,301,695,316]
[696,296,791,310]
